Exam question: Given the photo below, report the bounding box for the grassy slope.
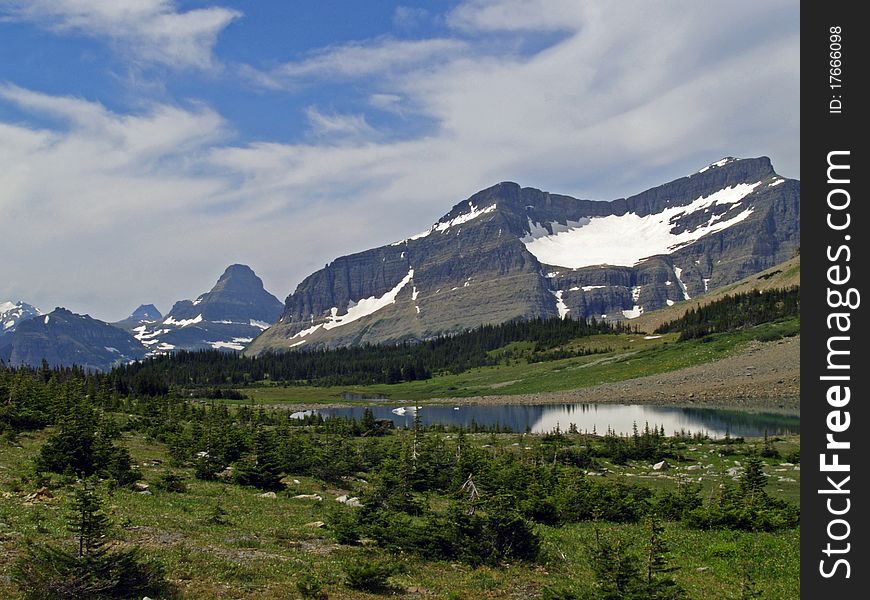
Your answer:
[0,430,800,599]
[243,318,799,405]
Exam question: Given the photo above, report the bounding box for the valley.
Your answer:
[0,158,800,600]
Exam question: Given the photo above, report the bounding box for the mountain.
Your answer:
[0,308,146,371]
[246,156,799,353]
[1,301,42,338]
[126,264,284,353]
[127,304,163,323]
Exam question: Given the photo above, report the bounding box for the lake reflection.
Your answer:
[317,403,799,437]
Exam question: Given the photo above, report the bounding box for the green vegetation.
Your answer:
[655,288,799,341]
[112,316,631,389]
[0,290,801,598]
[0,362,800,598]
[242,322,794,404]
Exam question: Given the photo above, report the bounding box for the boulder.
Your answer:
[293,494,323,501]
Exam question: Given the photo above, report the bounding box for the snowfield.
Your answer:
[521,182,762,269]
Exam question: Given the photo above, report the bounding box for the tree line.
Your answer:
[655,287,799,341]
[109,316,630,390]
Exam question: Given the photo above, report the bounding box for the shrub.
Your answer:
[345,559,399,593]
[296,573,327,599]
[154,471,187,493]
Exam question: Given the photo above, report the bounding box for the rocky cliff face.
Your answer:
[0,308,146,371]
[245,156,799,353]
[124,264,284,353]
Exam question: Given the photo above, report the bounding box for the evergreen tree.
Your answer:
[12,477,166,599]
[234,429,284,491]
[739,455,768,499]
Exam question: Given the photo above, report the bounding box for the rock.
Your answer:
[727,467,742,476]
[293,494,323,501]
[132,482,150,492]
[696,567,710,573]
[258,491,277,499]
[653,460,670,471]
[305,521,326,528]
[217,466,234,479]
[779,462,795,467]
[686,465,702,471]
[336,495,362,507]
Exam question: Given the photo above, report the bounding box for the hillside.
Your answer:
[630,255,800,333]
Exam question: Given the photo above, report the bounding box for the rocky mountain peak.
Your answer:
[213,264,264,292]
[126,304,162,322]
[1,300,42,338]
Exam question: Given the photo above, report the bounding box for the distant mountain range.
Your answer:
[1,265,282,371]
[247,156,799,353]
[0,308,146,371]
[115,264,283,353]
[2,156,800,369]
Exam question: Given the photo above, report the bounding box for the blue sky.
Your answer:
[0,1,799,321]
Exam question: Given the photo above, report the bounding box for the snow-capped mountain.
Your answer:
[0,301,42,338]
[246,156,799,353]
[0,308,146,371]
[120,264,283,354]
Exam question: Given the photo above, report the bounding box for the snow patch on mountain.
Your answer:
[551,290,569,319]
[323,269,414,331]
[210,341,246,351]
[392,203,497,244]
[521,182,761,269]
[286,269,416,342]
[163,314,204,327]
[698,157,737,173]
[0,301,42,335]
[674,266,691,300]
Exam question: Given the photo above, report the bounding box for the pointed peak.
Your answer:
[127,304,162,322]
[212,264,267,295]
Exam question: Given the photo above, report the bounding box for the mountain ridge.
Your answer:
[246,156,799,354]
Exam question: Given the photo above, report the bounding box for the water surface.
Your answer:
[316,403,799,437]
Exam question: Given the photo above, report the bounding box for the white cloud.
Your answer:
[447,0,583,32]
[0,0,239,70]
[304,107,376,139]
[368,93,405,114]
[245,37,468,88]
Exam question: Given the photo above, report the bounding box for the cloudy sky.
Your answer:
[0,0,799,321]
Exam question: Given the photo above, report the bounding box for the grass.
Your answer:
[239,319,798,405]
[0,428,800,599]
